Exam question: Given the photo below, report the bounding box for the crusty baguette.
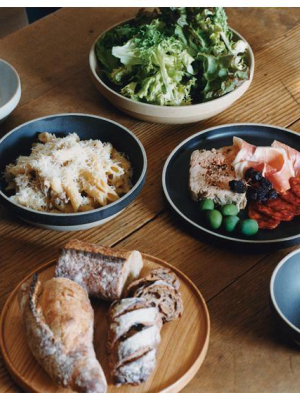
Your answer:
[55,239,143,300]
[18,274,107,393]
[107,298,162,386]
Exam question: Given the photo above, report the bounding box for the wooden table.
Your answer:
[1,7,300,393]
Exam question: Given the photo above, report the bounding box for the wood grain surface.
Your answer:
[0,7,300,393]
[0,256,209,393]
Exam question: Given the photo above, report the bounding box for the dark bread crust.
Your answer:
[55,239,143,300]
[62,239,127,261]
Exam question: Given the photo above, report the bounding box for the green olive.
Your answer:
[205,210,223,229]
[239,219,259,236]
[220,204,239,216]
[223,216,240,232]
[199,199,214,212]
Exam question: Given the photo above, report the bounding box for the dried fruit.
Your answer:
[229,180,246,194]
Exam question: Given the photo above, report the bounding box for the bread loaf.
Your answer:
[55,239,143,300]
[18,274,107,393]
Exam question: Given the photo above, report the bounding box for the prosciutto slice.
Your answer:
[232,137,295,192]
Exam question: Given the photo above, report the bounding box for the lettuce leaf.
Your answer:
[95,7,250,105]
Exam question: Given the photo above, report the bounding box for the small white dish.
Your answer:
[89,20,254,124]
[0,59,21,124]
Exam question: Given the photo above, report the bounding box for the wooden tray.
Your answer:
[0,254,210,393]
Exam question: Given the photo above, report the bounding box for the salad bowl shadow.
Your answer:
[89,21,254,125]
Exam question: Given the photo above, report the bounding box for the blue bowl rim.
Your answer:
[162,122,300,244]
[270,247,300,335]
[0,58,21,111]
[0,112,147,218]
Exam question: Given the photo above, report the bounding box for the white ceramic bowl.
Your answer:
[0,59,21,124]
[89,21,254,124]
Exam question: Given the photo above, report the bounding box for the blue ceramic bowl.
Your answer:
[0,59,21,124]
[270,248,300,345]
[0,114,147,231]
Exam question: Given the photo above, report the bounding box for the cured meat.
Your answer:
[248,203,280,230]
[256,202,294,221]
[290,177,300,197]
[107,298,162,386]
[18,275,107,393]
[233,136,256,164]
[248,189,300,229]
[272,141,300,176]
[257,218,281,230]
[232,137,295,192]
[55,239,143,300]
[280,189,300,207]
[267,198,300,214]
[248,203,263,221]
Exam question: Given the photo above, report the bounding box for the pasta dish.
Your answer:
[4,132,132,213]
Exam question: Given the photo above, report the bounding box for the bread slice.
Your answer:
[55,239,143,301]
[107,298,162,386]
[126,267,183,323]
[126,267,180,294]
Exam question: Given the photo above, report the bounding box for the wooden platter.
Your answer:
[0,253,210,393]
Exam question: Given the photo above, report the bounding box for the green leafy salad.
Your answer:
[95,7,250,106]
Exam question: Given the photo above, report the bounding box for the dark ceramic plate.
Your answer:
[162,123,300,247]
[0,114,147,231]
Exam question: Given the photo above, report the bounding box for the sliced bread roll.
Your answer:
[107,298,162,386]
[55,239,143,300]
[126,267,180,295]
[133,281,183,323]
[126,267,183,323]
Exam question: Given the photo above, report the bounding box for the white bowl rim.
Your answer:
[162,122,300,244]
[89,18,255,110]
[0,58,21,111]
[0,112,147,217]
[270,247,300,335]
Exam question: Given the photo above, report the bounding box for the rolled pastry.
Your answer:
[107,298,162,386]
[55,239,143,300]
[18,274,107,393]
